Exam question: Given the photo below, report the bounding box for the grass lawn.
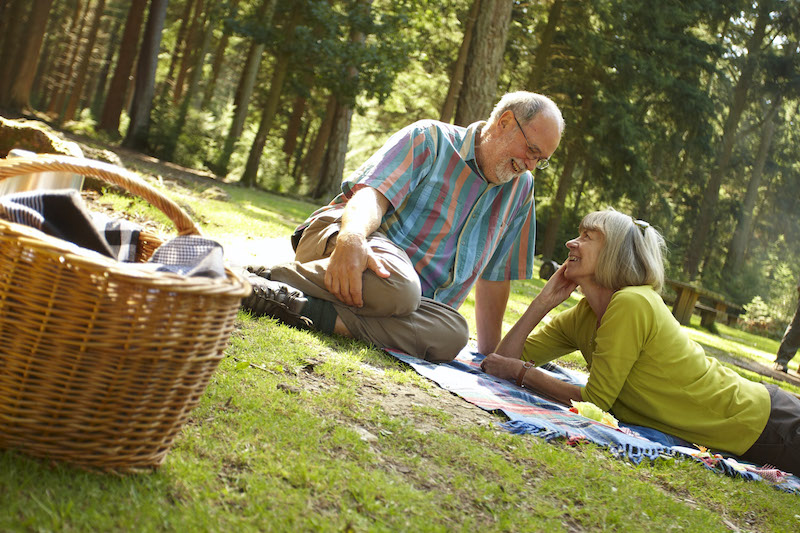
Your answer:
[2,159,799,532]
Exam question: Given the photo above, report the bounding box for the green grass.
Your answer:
[2,167,800,531]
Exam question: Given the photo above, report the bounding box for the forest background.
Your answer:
[0,0,799,330]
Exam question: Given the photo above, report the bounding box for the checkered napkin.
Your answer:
[0,189,114,257]
[385,348,800,495]
[90,212,141,262]
[0,190,226,279]
[148,235,226,278]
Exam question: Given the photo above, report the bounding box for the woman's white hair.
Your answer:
[580,208,667,292]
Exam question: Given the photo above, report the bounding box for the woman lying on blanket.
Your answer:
[481,208,800,474]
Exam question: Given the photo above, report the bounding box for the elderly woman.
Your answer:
[481,209,800,474]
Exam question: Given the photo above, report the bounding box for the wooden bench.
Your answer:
[696,303,720,329]
[664,279,744,329]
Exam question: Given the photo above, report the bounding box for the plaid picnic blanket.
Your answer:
[385,347,800,495]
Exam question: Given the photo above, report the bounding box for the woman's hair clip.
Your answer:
[632,218,650,234]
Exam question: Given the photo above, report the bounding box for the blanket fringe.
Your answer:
[502,420,565,442]
[502,420,668,465]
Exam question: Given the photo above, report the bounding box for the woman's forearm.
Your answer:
[494,297,554,359]
[522,367,582,406]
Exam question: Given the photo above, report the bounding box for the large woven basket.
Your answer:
[0,155,250,472]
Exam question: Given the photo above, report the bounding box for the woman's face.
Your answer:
[564,228,604,284]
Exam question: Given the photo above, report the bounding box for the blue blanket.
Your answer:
[385,348,800,495]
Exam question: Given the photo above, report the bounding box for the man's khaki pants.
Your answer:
[270,208,469,362]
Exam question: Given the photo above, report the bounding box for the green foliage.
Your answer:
[740,296,782,338]
[13,0,799,345]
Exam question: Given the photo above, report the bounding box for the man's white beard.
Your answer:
[494,159,523,184]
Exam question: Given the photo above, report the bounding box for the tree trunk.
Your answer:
[453,0,513,125]
[200,0,240,109]
[62,0,107,123]
[0,0,32,104]
[439,0,480,123]
[240,5,302,187]
[165,8,214,159]
[539,92,590,260]
[99,0,147,135]
[213,42,264,175]
[123,0,169,151]
[570,170,588,218]
[161,0,197,101]
[308,0,371,198]
[173,0,205,104]
[526,0,563,91]
[5,0,55,111]
[47,0,89,116]
[301,95,337,184]
[539,144,578,260]
[30,18,61,108]
[90,16,122,118]
[213,0,275,176]
[0,0,17,52]
[313,101,354,199]
[723,98,779,276]
[292,118,312,187]
[240,58,294,187]
[684,1,769,279]
[283,94,308,158]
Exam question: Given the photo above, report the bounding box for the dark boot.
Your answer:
[241,272,312,329]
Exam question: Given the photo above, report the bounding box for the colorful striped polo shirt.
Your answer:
[302,119,537,309]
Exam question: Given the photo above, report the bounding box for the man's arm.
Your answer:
[324,187,391,307]
[474,278,511,354]
[480,261,581,405]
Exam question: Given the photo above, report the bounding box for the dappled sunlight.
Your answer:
[686,326,777,364]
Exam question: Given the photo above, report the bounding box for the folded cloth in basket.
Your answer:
[147,235,226,278]
[385,347,800,495]
[0,189,114,257]
[91,212,141,262]
[0,189,226,279]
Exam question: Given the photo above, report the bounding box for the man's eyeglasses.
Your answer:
[512,113,550,170]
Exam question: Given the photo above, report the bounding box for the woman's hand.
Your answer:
[537,261,579,309]
[481,352,582,405]
[480,353,524,382]
[492,263,579,361]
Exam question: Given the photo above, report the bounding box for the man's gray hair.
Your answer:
[488,91,565,134]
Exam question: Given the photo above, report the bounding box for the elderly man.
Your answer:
[243,91,564,362]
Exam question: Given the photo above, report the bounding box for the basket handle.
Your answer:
[0,155,201,236]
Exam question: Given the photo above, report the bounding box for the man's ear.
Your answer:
[497,110,515,132]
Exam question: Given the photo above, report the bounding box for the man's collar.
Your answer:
[461,121,486,162]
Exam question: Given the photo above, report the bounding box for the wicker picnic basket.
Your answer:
[0,155,250,472]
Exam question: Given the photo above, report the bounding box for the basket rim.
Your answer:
[0,155,200,236]
[0,154,250,296]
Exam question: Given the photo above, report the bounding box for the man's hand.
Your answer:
[323,187,391,307]
[324,232,390,307]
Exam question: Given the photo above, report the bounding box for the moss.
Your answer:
[0,116,83,158]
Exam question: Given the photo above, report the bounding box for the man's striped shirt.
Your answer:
[302,119,537,309]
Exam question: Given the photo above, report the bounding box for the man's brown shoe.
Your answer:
[241,273,312,329]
